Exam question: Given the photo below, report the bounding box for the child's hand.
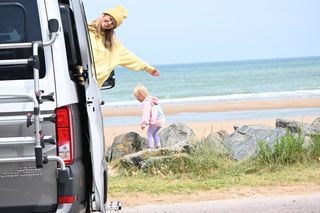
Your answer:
[141,124,146,130]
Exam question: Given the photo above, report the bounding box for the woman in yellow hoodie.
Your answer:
[88,6,160,87]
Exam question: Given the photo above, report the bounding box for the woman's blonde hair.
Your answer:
[133,84,149,99]
[92,15,115,49]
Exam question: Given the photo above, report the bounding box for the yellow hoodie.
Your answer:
[88,24,156,87]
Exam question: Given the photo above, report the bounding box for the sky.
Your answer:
[83,0,320,65]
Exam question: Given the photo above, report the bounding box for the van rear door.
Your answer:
[0,0,59,212]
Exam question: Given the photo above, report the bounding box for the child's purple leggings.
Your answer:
[147,125,161,148]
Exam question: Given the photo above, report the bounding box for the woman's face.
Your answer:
[101,14,116,30]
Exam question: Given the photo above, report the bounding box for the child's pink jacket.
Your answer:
[141,96,166,127]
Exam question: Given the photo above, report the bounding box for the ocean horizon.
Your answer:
[101,56,320,108]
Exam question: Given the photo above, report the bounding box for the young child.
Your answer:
[133,84,166,149]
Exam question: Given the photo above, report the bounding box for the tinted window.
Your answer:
[60,3,84,83]
[60,4,82,66]
[0,0,45,80]
[0,3,26,43]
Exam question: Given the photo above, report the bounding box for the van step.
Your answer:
[106,201,122,212]
[91,200,122,212]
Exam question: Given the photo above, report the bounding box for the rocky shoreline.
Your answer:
[107,117,320,168]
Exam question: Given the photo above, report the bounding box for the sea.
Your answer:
[101,56,320,126]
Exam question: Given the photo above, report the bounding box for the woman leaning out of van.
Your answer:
[88,5,160,87]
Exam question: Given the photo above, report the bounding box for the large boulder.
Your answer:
[276,118,319,136]
[224,125,287,161]
[201,130,229,156]
[140,153,191,171]
[159,122,198,148]
[107,132,147,161]
[311,118,320,132]
[275,117,320,148]
[121,147,191,169]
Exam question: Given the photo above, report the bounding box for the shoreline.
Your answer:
[102,98,320,117]
[103,98,320,147]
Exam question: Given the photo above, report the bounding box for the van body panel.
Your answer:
[44,0,79,108]
[0,161,57,205]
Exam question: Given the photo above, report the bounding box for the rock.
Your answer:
[159,122,198,147]
[108,132,147,161]
[202,131,229,156]
[223,125,287,160]
[276,118,319,136]
[311,118,320,133]
[121,143,192,168]
[140,153,192,171]
[121,150,146,167]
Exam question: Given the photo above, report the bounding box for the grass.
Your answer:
[108,133,320,197]
[109,164,320,196]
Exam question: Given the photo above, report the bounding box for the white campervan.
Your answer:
[0,0,112,212]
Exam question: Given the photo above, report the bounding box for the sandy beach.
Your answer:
[102,98,320,148]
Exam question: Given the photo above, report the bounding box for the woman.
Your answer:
[88,6,160,87]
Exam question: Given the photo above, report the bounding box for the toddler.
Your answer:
[133,84,166,149]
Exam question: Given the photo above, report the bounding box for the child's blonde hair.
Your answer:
[133,84,149,100]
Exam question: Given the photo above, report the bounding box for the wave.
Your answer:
[102,89,320,108]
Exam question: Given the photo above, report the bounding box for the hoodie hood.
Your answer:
[146,96,159,105]
[140,96,165,126]
[88,23,96,33]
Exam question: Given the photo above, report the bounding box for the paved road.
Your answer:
[117,193,320,213]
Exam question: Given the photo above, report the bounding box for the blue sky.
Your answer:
[83,0,320,65]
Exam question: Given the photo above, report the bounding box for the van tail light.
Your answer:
[58,195,77,204]
[55,106,74,165]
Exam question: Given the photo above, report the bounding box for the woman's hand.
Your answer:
[150,69,160,76]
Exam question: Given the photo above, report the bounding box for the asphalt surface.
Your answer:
[117,193,320,213]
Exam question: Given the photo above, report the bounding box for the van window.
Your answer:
[60,4,82,66]
[0,3,26,43]
[0,1,45,81]
[60,3,84,83]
